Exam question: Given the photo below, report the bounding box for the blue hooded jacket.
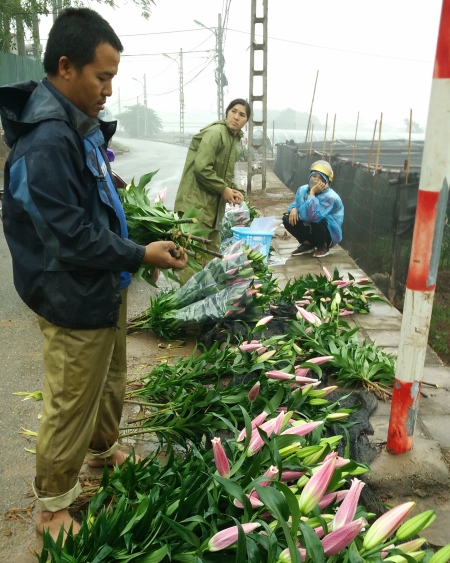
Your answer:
[287,183,344,245]
[0,79,145,328]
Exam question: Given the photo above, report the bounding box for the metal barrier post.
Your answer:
[386,0,450,454]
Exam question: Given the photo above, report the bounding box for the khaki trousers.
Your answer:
[179,224,221,286]
[33,289,128,512]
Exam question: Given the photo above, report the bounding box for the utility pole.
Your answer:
[247,0,268,195]
[143,74,147,138]
[216,13,224,119]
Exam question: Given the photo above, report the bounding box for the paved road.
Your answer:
[112,136,188,209]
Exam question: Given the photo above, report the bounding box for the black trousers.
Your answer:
[282,214,331,248]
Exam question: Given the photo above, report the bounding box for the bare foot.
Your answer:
[85,450,140,468]
[36,509,80,543]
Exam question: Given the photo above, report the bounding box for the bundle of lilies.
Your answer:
[37,398,450,562]
[127,240,279,339]
[120,170,222,285]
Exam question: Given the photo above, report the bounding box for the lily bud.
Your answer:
[277,546,306,562]
[255,315,274,327]
[331,478,365,530]
[234,495,264,509]
[239,342,262,352]
[247,412,284,456]
[211,437,230,478]
[319,489,348,509]
[395,509,436,541]
[298,453,337,514]
[266,370,295,380]
[281,420,323,438]
[321,517,366,556]
[259,465,279,486]
[256,349,277,363]
[307,355,334,365]
[362,502,416,551]
[208,523,261,551]
[280,470,305,482]
[428,544,450,563]
[248,381,261,402]
[236,411,268,441]
[322,266,332,281]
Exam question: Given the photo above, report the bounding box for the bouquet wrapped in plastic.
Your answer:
[127,241,279,339]
[219,201,251,253]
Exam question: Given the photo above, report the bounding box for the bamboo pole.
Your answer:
[309,124,314,155]
[406,108,413,184]
[305,70,319,142]
[351,111,359,166]
[329,114,336,162]
[367,119,377,172]
[374,112,383,172]
[322,113,328,156]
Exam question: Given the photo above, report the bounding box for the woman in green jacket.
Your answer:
[174,98,251,284]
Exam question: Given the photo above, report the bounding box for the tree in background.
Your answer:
[117,104,162,138]
[0,0,155,56]
[404,118,423,133]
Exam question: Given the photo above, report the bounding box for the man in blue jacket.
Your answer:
[0,8,187,542]
[282,160,344,258]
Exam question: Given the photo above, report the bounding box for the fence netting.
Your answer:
[274,143,449,305]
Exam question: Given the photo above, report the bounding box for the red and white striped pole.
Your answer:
[386,0,450,455]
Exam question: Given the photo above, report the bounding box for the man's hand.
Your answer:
[289,207,299,226]
[221,186,235,205]
[143,241,188,269]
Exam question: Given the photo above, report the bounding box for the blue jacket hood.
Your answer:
[0,79,116,148]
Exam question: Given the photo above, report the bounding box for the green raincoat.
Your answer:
[174,119,244,231]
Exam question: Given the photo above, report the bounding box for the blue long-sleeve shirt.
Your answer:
[287,184,344,245]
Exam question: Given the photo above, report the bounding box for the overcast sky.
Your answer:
[38,0,443,133]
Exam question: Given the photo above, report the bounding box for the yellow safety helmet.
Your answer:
[310,160,334,183]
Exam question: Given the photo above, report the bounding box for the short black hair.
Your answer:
[43,8,123,75]
[226,98,251,120]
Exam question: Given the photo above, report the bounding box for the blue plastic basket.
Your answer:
[232,227,273,260]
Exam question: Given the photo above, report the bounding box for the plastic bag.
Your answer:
[220,201,251,253]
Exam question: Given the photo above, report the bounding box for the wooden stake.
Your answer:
[352,111,359,166]
[309,124,314,155]
[305,70,319,142]
[329,114,337,161]
[322,113,328,157]
[406,108,412,184]
[368,119,377,172]
[375,112,383,172]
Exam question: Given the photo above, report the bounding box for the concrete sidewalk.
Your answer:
[244,161,450,548]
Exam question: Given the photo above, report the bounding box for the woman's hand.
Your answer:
[143,241,188,269]
[310,180,327,196]
[231,189,244,205]
[289,207,299,226]
[221,186,235,205]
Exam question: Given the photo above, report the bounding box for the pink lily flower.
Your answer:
[236,411,269,442]
[259,465,279,486]
[226,267,239,275]
[295,375,318,383]
[319,489,349,509]
[310,385,338,398]
[296,300,313,306]
[298,453,337,514]
[331,478,365,530]
[323,266,332,281]
[247,412,284,456]
[294,367,310,378]
[208,522,261,551]
[211,437,230,479]
[299,381,321,390]
[357,277,369,284]
[322,517,366,556]
[280,470,305,482]
[256,347,268,355]
[154,187,167,204]
[307,355,334,365]
[233,495,264,509]
[255,315,273,327]
[332,280,354,288]
[295,306,316,324]
[239,343,262,352]
[266,370,295,380]
[309,312,322,325]
[281,420,323,437]
[248,381,261,402]
[339,310,354,316]
[362,502,416,551]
